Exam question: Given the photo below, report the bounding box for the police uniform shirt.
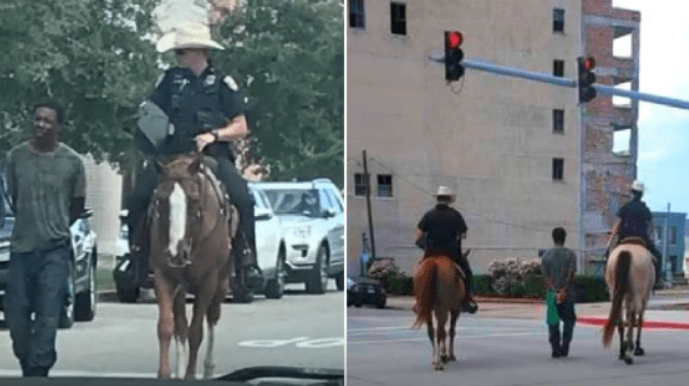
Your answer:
[617,198,652,240]
[418,204,468,253]
[149,63,245,156]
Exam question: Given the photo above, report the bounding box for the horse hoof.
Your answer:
[634,347,645,356]
[434,364,444,371]
[441,355,449,363]
[448,355,457,362]
[624,357,634,365]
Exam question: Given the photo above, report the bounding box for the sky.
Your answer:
[612,0,689,215]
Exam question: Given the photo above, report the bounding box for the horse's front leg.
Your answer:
[173,288,189,378]
[185,273,217,380]
[153,272,175,379]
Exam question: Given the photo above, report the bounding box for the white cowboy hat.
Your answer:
[156,22,225,53]
[630,180,645,193]
[434,186,456,200]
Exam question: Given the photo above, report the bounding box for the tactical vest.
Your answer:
[165,67,234,160]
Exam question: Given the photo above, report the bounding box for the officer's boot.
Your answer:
[233,231,263,292]
[462,272,478,314]
[237,199,263,292]
[127,213,149,287]
[456,256,478,314]
[649,245,665,290]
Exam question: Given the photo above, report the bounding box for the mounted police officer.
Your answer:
[126,22,263,294]
[607,180,664,289]
[415,186,478,313]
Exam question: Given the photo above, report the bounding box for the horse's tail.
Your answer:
[603,250,632,348]
[412,258,438,329]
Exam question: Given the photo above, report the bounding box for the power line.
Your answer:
[363,156,564,234]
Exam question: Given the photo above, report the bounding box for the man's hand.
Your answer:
[195,133,216,152]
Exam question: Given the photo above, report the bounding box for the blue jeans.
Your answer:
[3,241,70,377]
[548,294,576,353]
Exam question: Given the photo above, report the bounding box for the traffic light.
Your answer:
[445,31,464,82]
[578,56,597,103]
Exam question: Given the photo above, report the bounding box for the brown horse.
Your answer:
[602,238,655,365]
[149,154,238,379]
[412,249,468,371]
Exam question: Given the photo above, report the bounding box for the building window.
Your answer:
[377,174,393,197]
[354,173,368,196]
[349,0,365,29]
[553,109,564,133]
[553,60,565,77]
[390,2,406,36]
[553,8,565,33]
[552,158,564,181]
[671,226,677,245]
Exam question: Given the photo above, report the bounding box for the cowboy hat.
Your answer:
[434,186,456,201]
[630,180,645,193]
[156,22,225,53]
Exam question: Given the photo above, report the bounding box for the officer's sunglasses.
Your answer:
[174,49,189,56]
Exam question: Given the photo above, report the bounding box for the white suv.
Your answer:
[254,179,345,294]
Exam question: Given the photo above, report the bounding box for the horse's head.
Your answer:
[152,154,205,267]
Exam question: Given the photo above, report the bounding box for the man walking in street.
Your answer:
[541,227,577,358]
[2,101,86,377]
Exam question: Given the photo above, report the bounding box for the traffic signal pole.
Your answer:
[429,55,689,110]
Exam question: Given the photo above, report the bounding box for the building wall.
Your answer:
[347,0,584,275]
[652,211,686,276]
[581,0,641,264]
[83,156,123,257]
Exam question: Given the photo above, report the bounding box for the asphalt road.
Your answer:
[0,282,344,379]
[348,307,689,386]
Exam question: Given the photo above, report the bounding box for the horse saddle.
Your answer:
[619,236,647,247]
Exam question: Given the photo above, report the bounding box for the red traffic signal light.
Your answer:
[445,31,465,82]
[447,31,463,49]
[578,56,597,103]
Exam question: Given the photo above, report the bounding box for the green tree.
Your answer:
[214,0,344,187]
[0,0,159,171]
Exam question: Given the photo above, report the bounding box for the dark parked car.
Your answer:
[0,188,98,329]
[347,276,386,309]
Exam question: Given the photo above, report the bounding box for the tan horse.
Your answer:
[412,249,468,371]
[149,154,238,379]
[602,238,655,365]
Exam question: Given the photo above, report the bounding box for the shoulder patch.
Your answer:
[223,75,239,91]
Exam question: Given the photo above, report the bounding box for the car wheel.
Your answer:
[335,273,344,291]
[59,261,76,329]
[305,244,329,294]
[265,248,286,299]
[376,298,387,309]
[75,255,97,321]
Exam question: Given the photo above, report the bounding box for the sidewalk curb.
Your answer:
[577,316,689,330]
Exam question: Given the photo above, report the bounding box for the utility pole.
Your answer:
[363,150,377,268]
[663,203,671,283]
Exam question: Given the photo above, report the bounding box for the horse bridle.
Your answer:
[152,156,232,269]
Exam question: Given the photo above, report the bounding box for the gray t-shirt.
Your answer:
[541,247,577,291]
[3,142,86,253]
